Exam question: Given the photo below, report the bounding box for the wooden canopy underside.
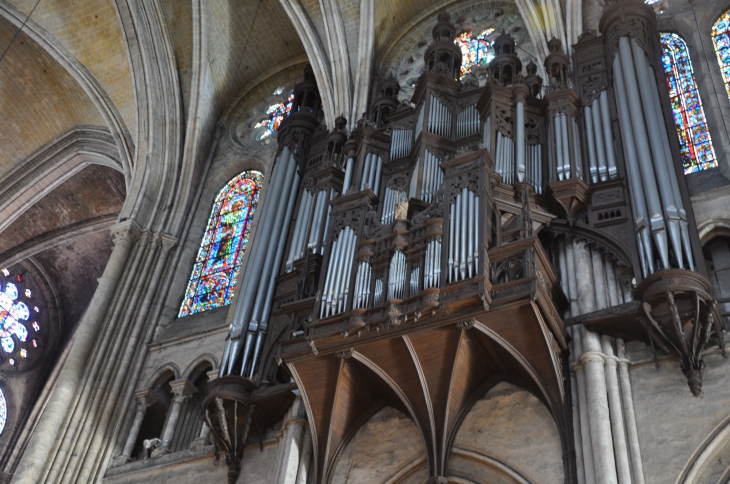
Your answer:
[286,299,570,483]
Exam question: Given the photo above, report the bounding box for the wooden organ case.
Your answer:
[204,3,728,483]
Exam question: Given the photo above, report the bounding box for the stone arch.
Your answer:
[330,405,429,484]
[677,413,730,483]
[182,354,218,379]
[144,364,181,389]
[447,381,564,484]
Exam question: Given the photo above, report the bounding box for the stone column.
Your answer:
[295,428,313,484]
[271,397,308,484]
[617,339,645,484]
[602,336,631,484]
[191,370,219,449]
[574,238,618,484]
[152,379,196,456]
[112,389,158,466]
[13,221,141,484]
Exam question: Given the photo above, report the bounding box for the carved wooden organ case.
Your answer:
[228,2,728,483]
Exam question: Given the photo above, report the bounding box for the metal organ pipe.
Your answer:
[560,113,570,179]
[516,101,526,182]
[584,106,599,183]
[388,251,406,299]
[599,91,618,178]
[416,105,424,139]
[613,56,655,276]
[382,188,407,224]
[449,189,479,283]
[321,227,358,318]
[342,157,354,193]
[353,261,372,309]
[225,148,298,376]
[390,129,413,160]
[631,38,683,269]
[457,104,479,139]
[617,36,669,270]
[646,54,694,270]
[591,100,608,181]
[484,116,492,151]
[572,118,583,180]
[247,165,301,378]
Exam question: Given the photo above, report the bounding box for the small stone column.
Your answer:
[152,379,196,456]
[112,389,158,466]
[191,370,219,449]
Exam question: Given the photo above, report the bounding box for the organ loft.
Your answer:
[4,0,730,483]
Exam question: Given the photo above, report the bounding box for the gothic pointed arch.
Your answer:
[712,9,730,102]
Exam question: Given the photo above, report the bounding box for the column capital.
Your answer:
[206,369,220,383]
[153,233,178,251]
[169,379,197,401]
[110,220,142,245]
[133,388,158,409]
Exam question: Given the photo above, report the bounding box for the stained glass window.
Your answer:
[660,33,717,173]
[713,9,730,100]
[0,269,37,362]
[0,388,6,435]
[454,29,495,79]
[252,93,295,141]
[179,171,264,317]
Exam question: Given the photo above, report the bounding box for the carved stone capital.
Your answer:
[426,477,449,484]
[456,319,477,330]
[110,220,142,246]
[169,379,197,401]
[133,388,158,409]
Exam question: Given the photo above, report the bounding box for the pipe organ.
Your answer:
[205,4,727,483]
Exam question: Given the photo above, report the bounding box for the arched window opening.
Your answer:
[179,171,264,317]
[132,372,174,460]
[705,237,730,326]
[713,10,730,101]
[251,93,295,141]
[0,268,41,365]
[454,29,495,79]
[170,364,211,452]
[660,33,717,173]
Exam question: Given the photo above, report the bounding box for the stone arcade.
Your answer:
[3,0,730,483]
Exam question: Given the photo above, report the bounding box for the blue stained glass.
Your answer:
[0,337,13,354]
[253,93,295,141]
[0,273,33,359]
[0,388,7,435]
[713,10,730,101]
[454,29,495,79]
[179,171,264,317]
[660,33,717,173]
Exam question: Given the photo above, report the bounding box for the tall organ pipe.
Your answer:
[613,56,655,276]
[247,166,300,377]
[630,38,683,269]
[646,57,694,270]
[225,151,287,373]
[343,157,354,193]
[225,148,297,375]
[516,101,526,182]
[560,113,570,178]
[584,106,598,183]
[591,100,608,181]
[599,91,618,178]
[617,36,669,270]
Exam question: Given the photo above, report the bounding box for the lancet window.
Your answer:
[713,9,730,101]
[454,29,495,78]
[252,93,295,141]
[0,268,40,364]
[660,33,717,173]
[179,171,264,317]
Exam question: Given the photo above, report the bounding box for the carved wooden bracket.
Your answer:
[635,269,727,396]
[548,178,592,226]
